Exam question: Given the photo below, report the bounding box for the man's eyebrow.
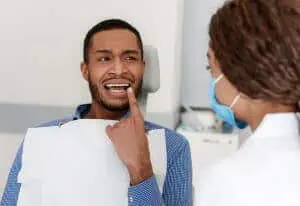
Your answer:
[122,49,140,55]
[95,49,112,54]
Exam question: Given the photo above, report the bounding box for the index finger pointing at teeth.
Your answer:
[127,87,143,121]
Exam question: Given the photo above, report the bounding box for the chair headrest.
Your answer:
[142,46,160,93]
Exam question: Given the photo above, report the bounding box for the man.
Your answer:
[1,19,192,206]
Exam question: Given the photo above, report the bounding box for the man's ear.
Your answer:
[80,62,89,81]
[142,60,146,73]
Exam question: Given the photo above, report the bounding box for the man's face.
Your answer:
[81,29,145,111]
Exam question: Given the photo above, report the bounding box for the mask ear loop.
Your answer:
[214,73,241,109]
[214,74,224,83]
[230,93,241,108]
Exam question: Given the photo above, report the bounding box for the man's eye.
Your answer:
[124,56,137,61]
[98,57,111,62]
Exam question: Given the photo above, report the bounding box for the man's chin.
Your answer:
[102,102,129,112]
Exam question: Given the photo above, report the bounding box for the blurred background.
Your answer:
[0,0,244,197]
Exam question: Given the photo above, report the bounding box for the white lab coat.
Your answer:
[194,113,300,206]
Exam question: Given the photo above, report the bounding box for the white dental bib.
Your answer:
[17,119,167,206]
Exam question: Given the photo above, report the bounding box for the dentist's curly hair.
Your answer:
[209,0,300,106]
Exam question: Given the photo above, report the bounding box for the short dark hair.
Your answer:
[83,19,144,63]
[209,0,300,106]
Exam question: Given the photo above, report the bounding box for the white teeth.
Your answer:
[111,89,125,93]
[105,83,130,88]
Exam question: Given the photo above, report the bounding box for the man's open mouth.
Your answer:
[103,82,131,93]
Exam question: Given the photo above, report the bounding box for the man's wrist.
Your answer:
[128,162,153,185]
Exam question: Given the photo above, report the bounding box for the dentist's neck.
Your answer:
[246,103,296,131]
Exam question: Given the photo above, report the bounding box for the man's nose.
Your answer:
[111,58,126,75]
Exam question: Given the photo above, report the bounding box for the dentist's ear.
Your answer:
[239,93,251,101]
[81,62,89,81]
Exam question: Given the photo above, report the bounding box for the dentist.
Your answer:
[195,0,300,205]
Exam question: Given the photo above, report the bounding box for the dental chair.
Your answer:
[138,45,160,118]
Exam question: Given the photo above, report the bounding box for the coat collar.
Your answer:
[251,113,299,140]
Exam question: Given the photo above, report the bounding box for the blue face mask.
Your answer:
[209,74,248,129]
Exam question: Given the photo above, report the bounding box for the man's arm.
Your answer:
[127,175,164,205]
[126,134,193,206]
[106,88,165,205]
[1,144,23,206]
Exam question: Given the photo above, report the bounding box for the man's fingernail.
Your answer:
[128,87,133,93]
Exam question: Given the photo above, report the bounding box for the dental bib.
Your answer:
[17,119,167,206]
